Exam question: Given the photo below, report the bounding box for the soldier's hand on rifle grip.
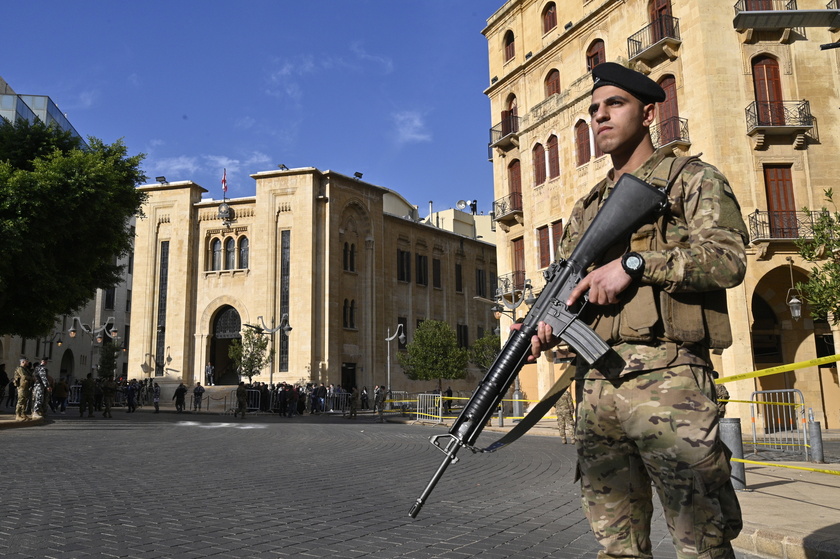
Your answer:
[568,259,633,306]
[510,322,559,363]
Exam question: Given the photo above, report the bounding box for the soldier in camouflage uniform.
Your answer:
[528,63,745,559]
[13,359,33,421]
[31,358,50,419]
[554,388,575,444]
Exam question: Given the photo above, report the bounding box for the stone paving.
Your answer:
[1,410,762,559]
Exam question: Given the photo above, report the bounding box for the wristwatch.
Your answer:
[621,252,645,280]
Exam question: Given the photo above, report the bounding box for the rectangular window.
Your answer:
[155,241,170,377]
[397,249,411,282]
[128,251,134,275]
[432,258,442,288]
[538,226,551,268]
[125,289,132,312]
[455,263,463,293]
[416,254,428,286]
[104,287,116,310]
[552,220,563,259]
[279,230,291,372]
[123,325,130,352]
[476,268,487,298]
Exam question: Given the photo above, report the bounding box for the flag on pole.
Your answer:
[222,168,227,193]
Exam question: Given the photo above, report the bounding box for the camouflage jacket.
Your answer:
[559,148,748,378]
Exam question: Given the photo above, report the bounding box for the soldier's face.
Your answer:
[588,85,655,156]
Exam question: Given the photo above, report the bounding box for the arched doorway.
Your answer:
[209,305,242,385]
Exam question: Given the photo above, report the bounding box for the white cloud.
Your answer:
[234,116,256,129]
[392,110,431,144]
[350,42,393,73]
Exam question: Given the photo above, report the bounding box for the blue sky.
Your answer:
[3,1,503,214]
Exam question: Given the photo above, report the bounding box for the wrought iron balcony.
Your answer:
[734,0,839,29]
[745,100,812,135]
[748,209,823,242]
[489,115,521,152]
[650,116,690,150]
[628,15,681,62]
[496,270,527,295]
[492,192,523,228]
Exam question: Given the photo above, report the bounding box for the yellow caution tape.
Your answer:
[717,353,840,384]
[733,457,840,476]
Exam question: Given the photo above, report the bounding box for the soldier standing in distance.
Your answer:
[13,359,33,421]
[527,62,746,558]
[31,358,50,419]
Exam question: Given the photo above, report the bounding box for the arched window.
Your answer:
[504,30,515,62]
[547,135,560,179]
[238,236,249,269]
[211,239,222,271]
[586,39,605,71]
[350,300,356,329]
[545,69,561,98]
[508,159,522,211]
[658,75,680,145]
[542,2,557,34]
[224,237,236,270]
[343,242,350,271]
[752,55,784,126]
[350,243,356,272]
[574,120,591,166]
[533,143,546,185]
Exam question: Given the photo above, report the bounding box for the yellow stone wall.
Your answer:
[484,0,840,427]
[129,169,499,398]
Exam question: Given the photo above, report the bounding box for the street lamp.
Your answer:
[385,323,406,394]
[68,316,119,342]
[786,257,803,321]
[68,317,119,377]
[243,313,292,385]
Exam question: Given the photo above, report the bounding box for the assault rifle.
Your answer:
[408,173,669,518]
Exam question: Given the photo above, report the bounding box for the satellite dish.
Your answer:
[456,200,468,210]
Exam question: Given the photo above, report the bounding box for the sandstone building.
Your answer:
[483,0,840,427]
[128,169,498,396]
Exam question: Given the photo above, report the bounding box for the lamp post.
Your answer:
[385,324,406,394]
[786,257,804,321]
[68,316,119,376]
[243,314,292,385]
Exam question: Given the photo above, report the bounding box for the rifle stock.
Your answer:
[409,173,667,518]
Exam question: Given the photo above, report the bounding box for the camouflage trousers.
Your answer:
[576,364,742,559]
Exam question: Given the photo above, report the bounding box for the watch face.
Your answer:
[626,255,643,271]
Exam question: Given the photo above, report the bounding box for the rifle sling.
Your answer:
[479,364,576,453]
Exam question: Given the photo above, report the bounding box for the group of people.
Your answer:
[0,361,165,421]
[228,381,390,421]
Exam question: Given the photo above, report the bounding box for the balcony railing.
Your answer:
[745,100,812,132]
[496,270,527,294]
[489,115,521,147]
[734,0,797,13]
[493,192,523,221]
[650,116,690,149]
[748,209,823,241]
[628,15,681,60]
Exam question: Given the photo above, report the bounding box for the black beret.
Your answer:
[592,62,666,104]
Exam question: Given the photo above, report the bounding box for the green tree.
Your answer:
[470,331,501,373]
[0,118,147,337]
[97,340,121,379]
[796,188,840,323]
[228,327,273,383]
[397,320,469,392]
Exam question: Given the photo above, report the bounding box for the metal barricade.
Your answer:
[68,385,81,406]
[416,394,442,422]
[749,388,809,460]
